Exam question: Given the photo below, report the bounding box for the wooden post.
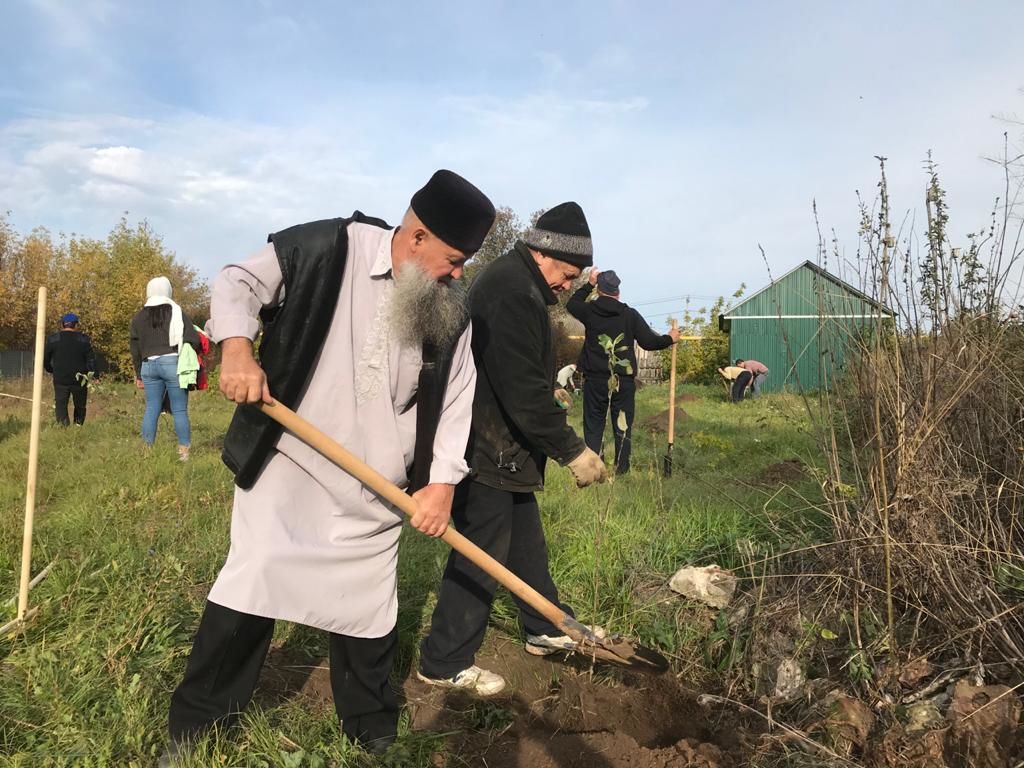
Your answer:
[17,287,46,621]
[663,319,678,477]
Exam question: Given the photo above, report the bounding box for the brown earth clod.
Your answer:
[641,406,690,434]
[755,458,807,486]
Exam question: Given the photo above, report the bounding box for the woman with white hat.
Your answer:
[129,276,202,460]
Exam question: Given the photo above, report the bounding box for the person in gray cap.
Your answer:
[160,170,495,763]
[416,202,608,698]
[567,268,679,474]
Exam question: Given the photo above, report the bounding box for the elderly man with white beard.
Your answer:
[160,170,495,764]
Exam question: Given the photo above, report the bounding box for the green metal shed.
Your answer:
[719,261,893,393]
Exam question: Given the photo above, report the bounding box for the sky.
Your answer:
[1,0,1022,327]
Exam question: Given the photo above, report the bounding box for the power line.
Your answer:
[642,308,693,319]
[631,294,720,307]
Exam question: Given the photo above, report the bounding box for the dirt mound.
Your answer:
[755,459,806,486]
[257,625,747,767]
[640,406,690,434]
[467,731,728,768]
[403,637,745,767]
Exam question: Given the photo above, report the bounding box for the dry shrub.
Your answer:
[818,152,1024,673]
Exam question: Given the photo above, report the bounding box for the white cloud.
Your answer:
[88,146,147,185]
[2,0,1022,314]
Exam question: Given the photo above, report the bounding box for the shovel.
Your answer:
[662,319,678,477]
[256,400,668,675]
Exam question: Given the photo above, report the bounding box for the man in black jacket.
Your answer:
[43,312,96,426]
[418,202,608,697]
[567,270,679,474]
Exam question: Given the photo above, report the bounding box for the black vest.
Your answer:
[221,213,464,492]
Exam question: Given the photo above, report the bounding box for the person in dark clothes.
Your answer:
[417,202,608,697]
[43,312,97,426]
[567,270,679,474]
[719,364,753,402]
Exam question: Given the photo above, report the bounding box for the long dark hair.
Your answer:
[147,304,172,329]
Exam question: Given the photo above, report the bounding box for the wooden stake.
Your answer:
[17,287,46,621]
[663,319,678,477]
[5,560,54,608]
[0,607,39,638]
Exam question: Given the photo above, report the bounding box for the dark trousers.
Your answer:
[419,480,573,679]
[731,370,753,402]
[582,375,636,474]
[54,382,87,426]
[168,601,398,751]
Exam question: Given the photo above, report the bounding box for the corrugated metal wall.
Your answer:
[729,316,873,391]
[725,263,886,393]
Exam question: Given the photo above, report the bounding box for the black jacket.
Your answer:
[44,330,96,385]
[221,213,466,492]
[467,242,585,492]
[129,308,202,378]
[566,284,674,376]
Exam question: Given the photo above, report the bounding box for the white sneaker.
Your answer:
[525,633,577,656]
[525,626,609,656]
[416,665,506,696]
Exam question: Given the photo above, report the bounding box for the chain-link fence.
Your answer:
[0,349,110,380]
[0,350,33,379]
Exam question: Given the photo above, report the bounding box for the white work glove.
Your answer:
[567,447,608,488]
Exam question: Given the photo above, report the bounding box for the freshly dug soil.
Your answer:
[640,406,690,435]
[755,459,806,486]
[260,634,746,767]
[405,639,744,768]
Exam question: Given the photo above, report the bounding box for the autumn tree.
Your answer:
[464,206,524,283]
[0,215,209,377]
[0,220,59,349]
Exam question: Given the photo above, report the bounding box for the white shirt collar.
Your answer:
[370,227,397,278]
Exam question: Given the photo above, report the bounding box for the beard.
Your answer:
[388,263,469,350]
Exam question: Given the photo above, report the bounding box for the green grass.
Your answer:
[0,379,825,766]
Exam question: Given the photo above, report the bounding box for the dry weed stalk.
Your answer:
[819,145,1024,674]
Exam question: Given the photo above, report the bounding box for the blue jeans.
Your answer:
[751,372,768,397]
[141,356,190,447]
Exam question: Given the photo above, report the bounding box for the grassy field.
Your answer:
[0,377,826,767]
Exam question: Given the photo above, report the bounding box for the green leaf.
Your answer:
[820,628,838,640]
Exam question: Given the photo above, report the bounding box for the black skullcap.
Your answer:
[521,201,593,268]
[410,170,496,254]
[597,270,621,295]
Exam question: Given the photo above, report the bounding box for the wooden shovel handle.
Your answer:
[254,401,572,634]
[667,319,678,445]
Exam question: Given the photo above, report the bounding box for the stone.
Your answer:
[668,564,737,609]
[772,656,805,702]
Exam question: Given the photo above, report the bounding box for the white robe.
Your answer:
[204,222,475,637]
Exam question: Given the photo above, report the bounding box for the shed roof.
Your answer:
[721,260,894,323]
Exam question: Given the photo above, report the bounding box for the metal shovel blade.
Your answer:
[560,616,669,675]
